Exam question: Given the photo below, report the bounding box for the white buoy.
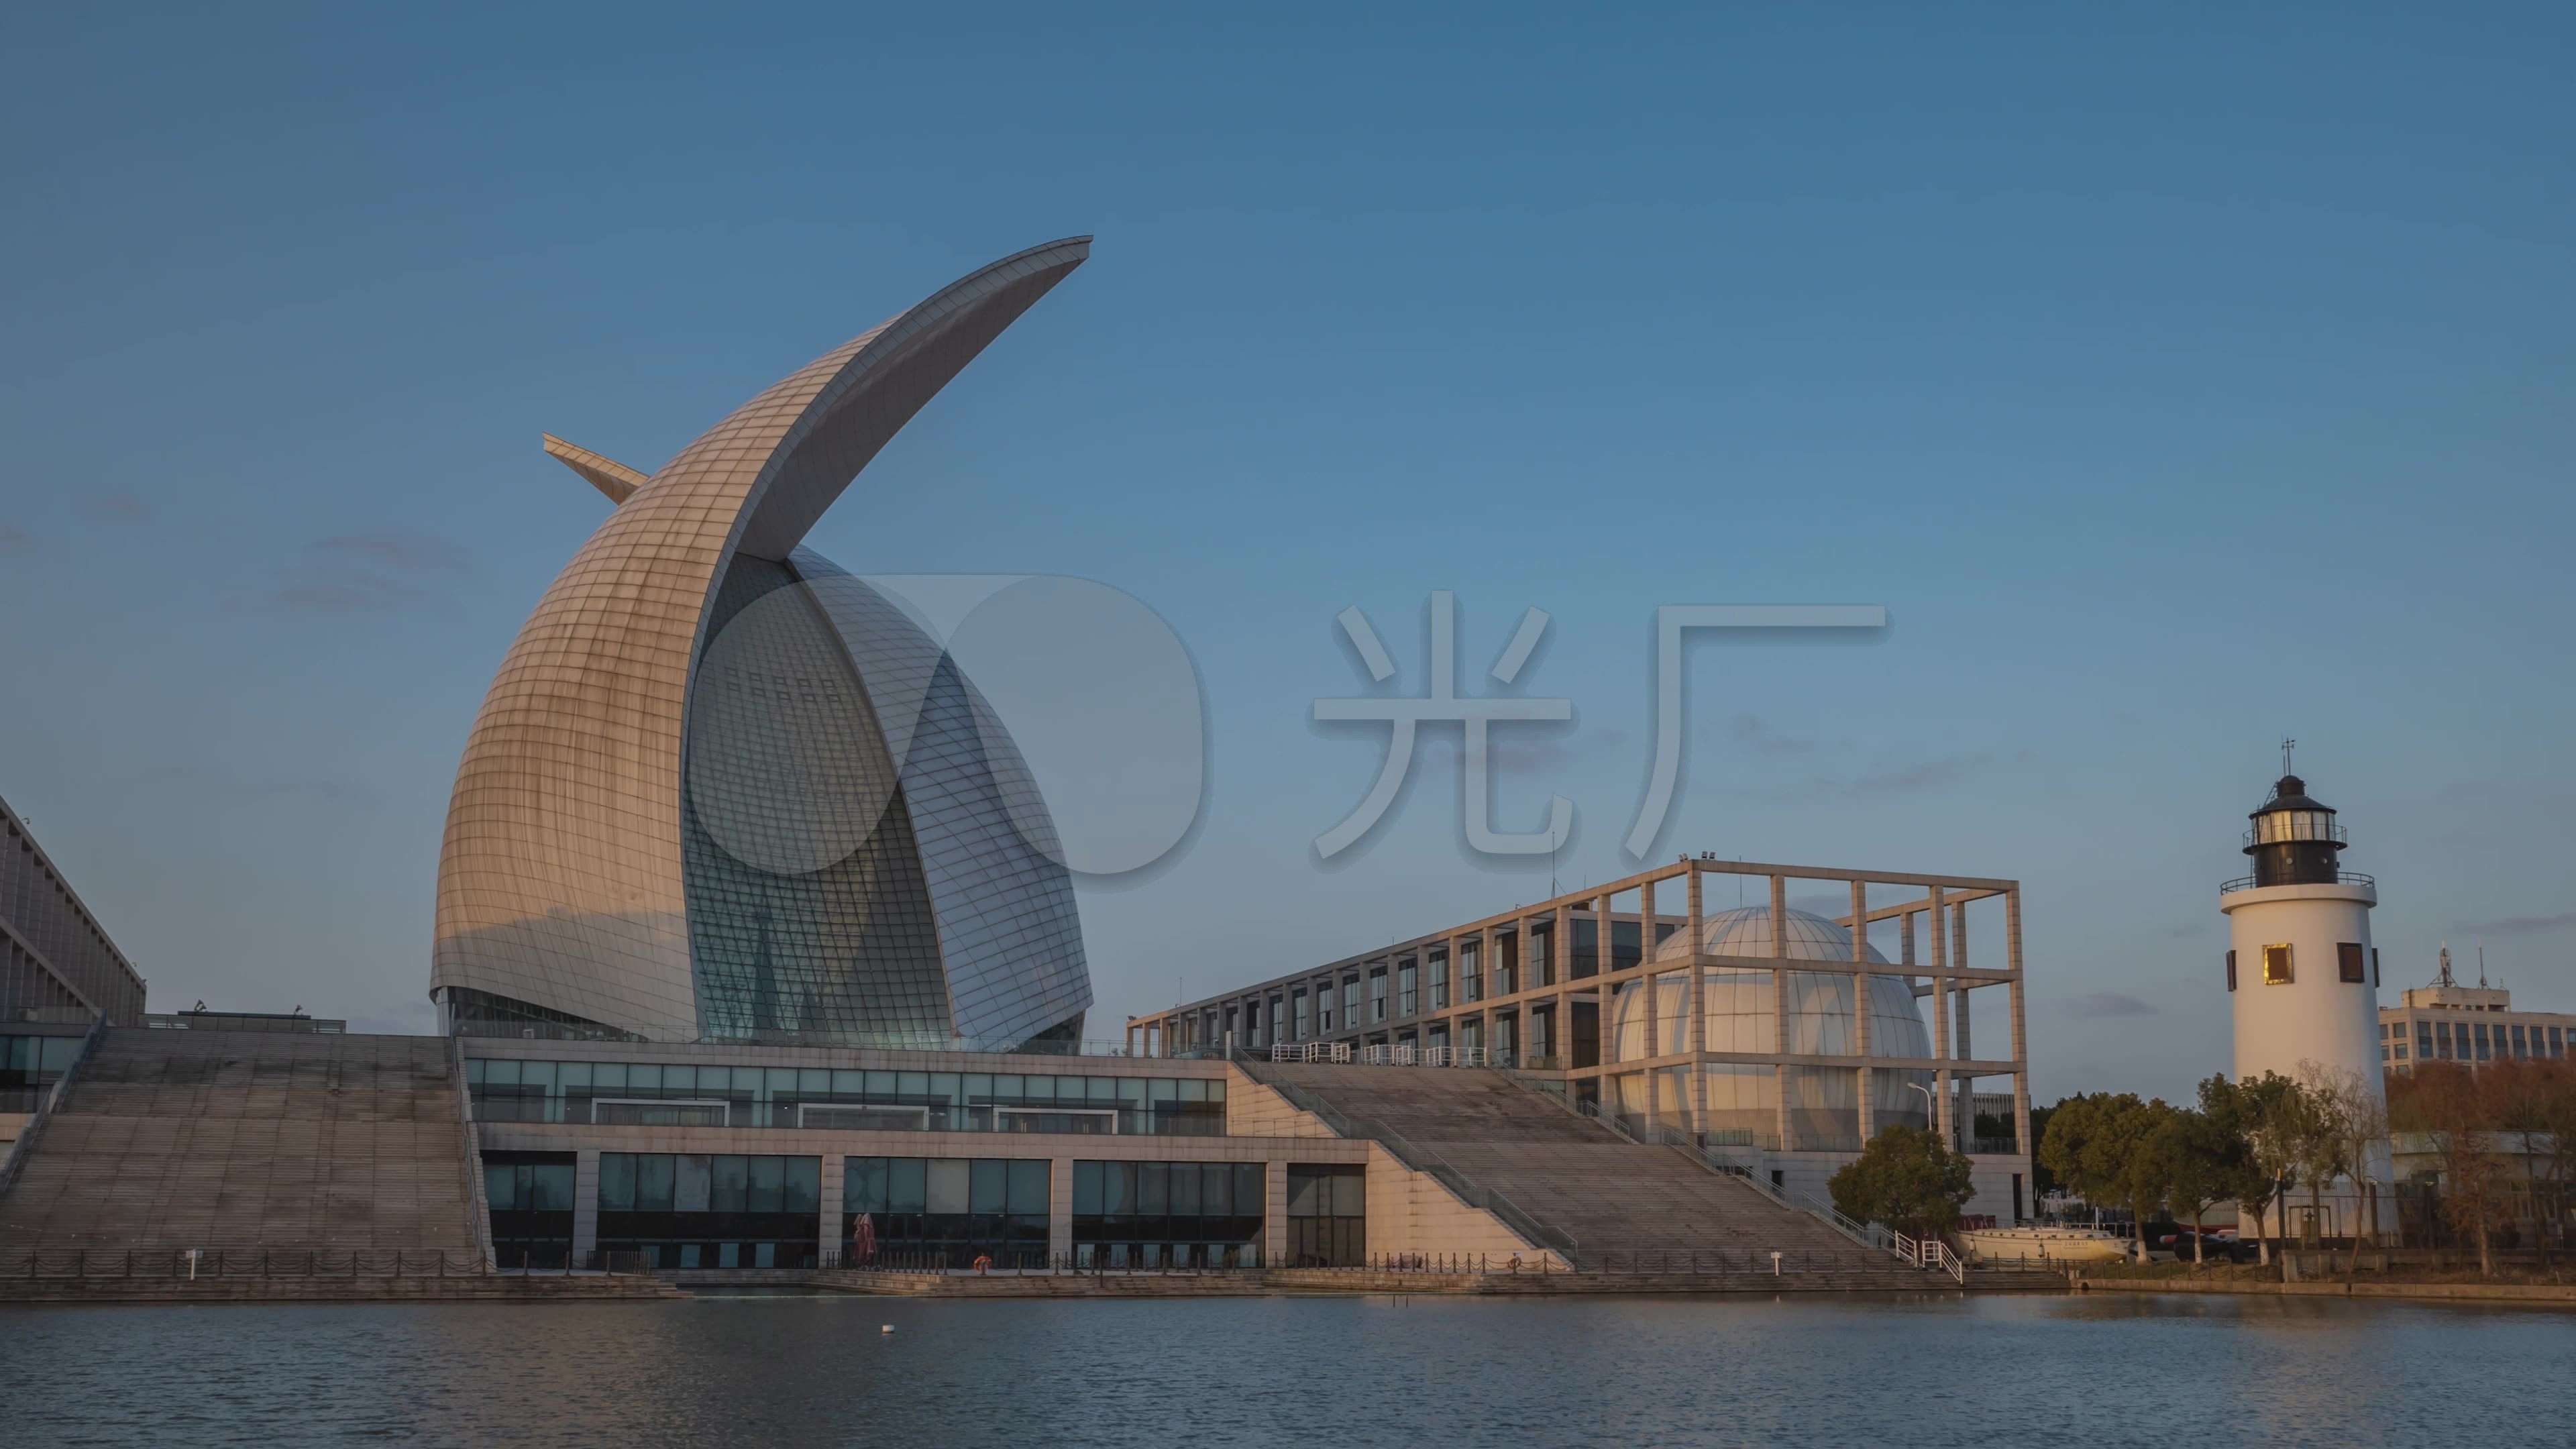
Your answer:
[881,1324,894,1334]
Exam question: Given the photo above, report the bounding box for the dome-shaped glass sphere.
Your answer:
[1607,906,1933,1146]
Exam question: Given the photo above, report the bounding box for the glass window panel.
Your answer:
[1202,1163,1232,1216]
[1020,1076,1053,1106]
[593,1063,627,1093]
[627,1065,661,1093]
[994,1074,1024,1104]
[674,1154,712,1213]
[1286,1169,1317,1217]
[1171,1161,1201,1216]
[635,1154,676,1212]
[1236,1163,1261,1214]
[663,1065,695,1095]
[1057,1076,1087,1104]
[1208,1079,1226,1106]
[749,1155,786,1213]
[897,1071,930,1102]
[785,1157,820,1214]
[963,1073,993,1104]
[767,1068,798,1096]
[712,1154,749,1213]
[521,1061,555,1090]
[1104,1162,1134,1215]
[558,1061,591,1091]
[1007,1160,1049,1216]
[1093,1079,1122,1106]
[832,1070,866,1096]
[696,1066,730,1093]
[1138,1163,1170,1215]
[863,1071,896,1102]
[800,1069,832,1096]
[926,1159,971,1215]
[1148,1079,1177,1106]
[970,1159,1008,1215]
[1332,1171,1366,1216]
[1071,1161,1103,1216]
[928,1073,959,1107]
[1178,1078,1207,1104]
[464,1059,484,1086]
[531,1163,574,1212]
[598,1153,635,1212]
[848,1157,888,1215]
[484,1165,517,1212]
[484,1059,520,1087]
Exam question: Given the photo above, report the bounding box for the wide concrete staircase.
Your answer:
[0,1028,481,1254]
[1254,1062,1893,1273]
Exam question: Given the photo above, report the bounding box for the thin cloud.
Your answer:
[272,527,474,612]
[143,765,362,804]
[1714,712,1817,757]
[2067,992,2158,1018]
[1425,727,1630,777]
[1848,753,1994,795]
[2455,912,2576,938]
[313,530,473,573]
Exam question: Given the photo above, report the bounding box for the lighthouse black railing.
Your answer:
[2219,871,2373,896]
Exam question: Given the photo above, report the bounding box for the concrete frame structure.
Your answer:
[431,239,1095,1049]
[1132,856,2035,1216]
[2,792,146,1027]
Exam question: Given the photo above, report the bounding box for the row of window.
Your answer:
[1183,920,1676,1051]
[478,1153,1369,1269]
[2385,1018,2569,1064]
[466,1058,1226,1135]
[599,1153,823,1214]
[2224,943,2375,990]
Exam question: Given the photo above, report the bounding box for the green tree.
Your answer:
[2040,1093,2176,1262]
[2027,1102,2060,1197]
[1828,1125,1978,1239]
[2147,1107,2239,1265]
[2231,1071,2313,1265]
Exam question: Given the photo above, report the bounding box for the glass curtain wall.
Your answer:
[843,1157,1049,1267]
[1071,1161,1263,1269]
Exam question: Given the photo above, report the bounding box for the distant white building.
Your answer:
[2380,947,2575,1072]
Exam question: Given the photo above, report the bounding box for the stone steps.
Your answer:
[1257,1064,1882,1267]
[0,1028,480,1253]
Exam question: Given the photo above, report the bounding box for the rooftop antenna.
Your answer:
[2436,943,2455,987]
[2478,939,2488,988]
[2281,737,2296,775]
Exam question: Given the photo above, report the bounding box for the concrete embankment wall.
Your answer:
[2072,1275,2576,1307]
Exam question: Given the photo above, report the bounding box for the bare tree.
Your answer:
[2402,1065,2506,1277]
[2300,1061,2387,1276]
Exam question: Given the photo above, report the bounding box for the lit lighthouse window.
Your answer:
[2262,945,2294,985]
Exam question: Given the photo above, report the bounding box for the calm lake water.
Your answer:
[4,1290,2570,1447]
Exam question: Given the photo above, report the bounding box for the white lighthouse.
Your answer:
[2219,752,2390,1242]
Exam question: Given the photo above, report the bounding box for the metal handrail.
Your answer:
[451,1034,499,1273]
[2219,871,2375,895]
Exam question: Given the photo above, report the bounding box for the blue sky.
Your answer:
[2,4,2569,1101]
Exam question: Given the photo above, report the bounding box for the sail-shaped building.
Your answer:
[431,239,1095,1049]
